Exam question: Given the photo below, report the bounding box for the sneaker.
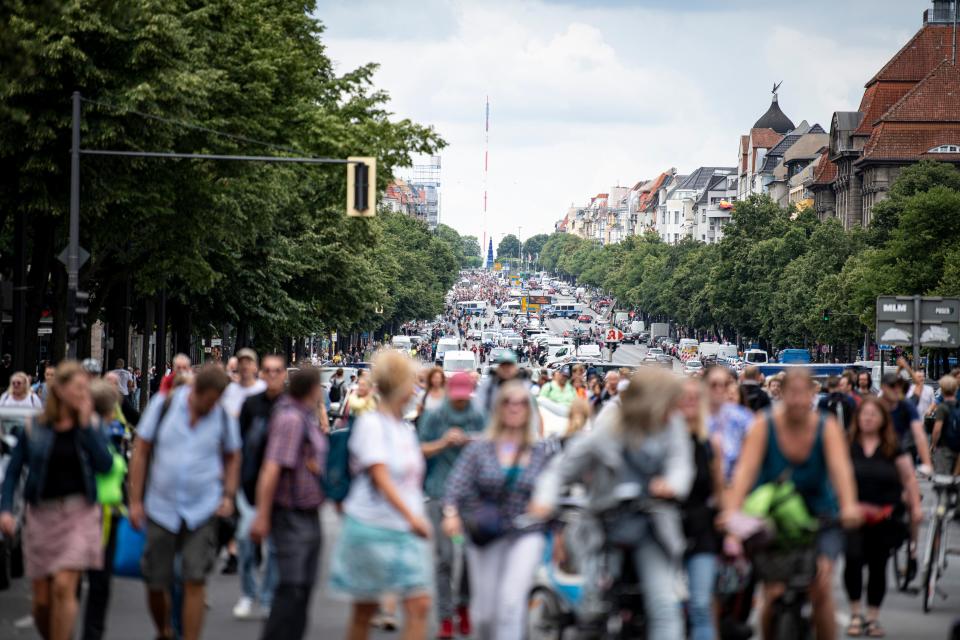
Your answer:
[438,618,455,639]
[457,606,471,637]
[232,597,255,619]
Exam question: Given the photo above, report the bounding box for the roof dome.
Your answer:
[753,93,795,134]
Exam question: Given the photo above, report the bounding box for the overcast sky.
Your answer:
[317,0,926,243]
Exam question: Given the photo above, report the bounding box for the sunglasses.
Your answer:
[502,397,528,407]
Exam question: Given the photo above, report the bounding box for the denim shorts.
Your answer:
[816,526,844,561]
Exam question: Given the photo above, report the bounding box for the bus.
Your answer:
[456,300,488,315]
[549,303,584,319]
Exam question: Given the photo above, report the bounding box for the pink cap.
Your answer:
[447,372,475,400]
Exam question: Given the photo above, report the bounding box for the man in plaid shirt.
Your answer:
[250,366,327,640]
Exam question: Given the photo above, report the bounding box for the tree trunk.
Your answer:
[139,297,155,412]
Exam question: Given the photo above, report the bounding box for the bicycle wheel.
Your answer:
[922,518,943,613]
[527,588,564,640]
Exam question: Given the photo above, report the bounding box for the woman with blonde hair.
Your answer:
[443,380,555,639]
[329,349,432,640]
[0,361,113,640]
[0,371,43,409]
[531,368,694,639]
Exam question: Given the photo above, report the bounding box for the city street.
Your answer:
[2,502,959,639]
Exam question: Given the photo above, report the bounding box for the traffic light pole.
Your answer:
[67,91,81,359]
[65,91,374,358]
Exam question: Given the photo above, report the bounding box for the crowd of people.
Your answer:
[1,306,960,640]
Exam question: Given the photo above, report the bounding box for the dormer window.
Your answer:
[929,144,960,153]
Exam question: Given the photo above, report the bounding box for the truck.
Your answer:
[650,322,671,341]
[630,320,646,333]
[778,349,811,364]
[614,312,630,326]
[697,341,721,360]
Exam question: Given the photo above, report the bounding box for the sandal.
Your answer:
[846,614,864,637]
[864,619,886,638]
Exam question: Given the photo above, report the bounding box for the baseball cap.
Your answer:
[236,348,258,365]
[558,364,572,378]
[493,350,518,365]
[81,358,103,376]
[447,372,475,400]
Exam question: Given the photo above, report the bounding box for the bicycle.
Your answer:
[920,472,960,612]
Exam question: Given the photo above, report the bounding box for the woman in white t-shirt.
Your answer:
[329,350,432,640]
[0,371,43,409]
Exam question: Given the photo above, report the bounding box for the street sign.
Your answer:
[528,303,540,313]
[919,297,960,347]
[605,328,624,342]
[878,344,893,351]
[877,295,960,351]
[520,297,528,312]
[37,327,52,335]
[57,245,90,269]
[876,296,915,345]
[493,263,502,271]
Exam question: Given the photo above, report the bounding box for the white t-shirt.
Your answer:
[220,379,267,417]
[111,369,134,396]
[0,392,42,409]
[344,410,426,531]
[908,383,936,417]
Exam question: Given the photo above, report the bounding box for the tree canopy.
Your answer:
[0,0,453,368]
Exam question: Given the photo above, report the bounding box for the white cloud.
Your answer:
[317,0,928,241]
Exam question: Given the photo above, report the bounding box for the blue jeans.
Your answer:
[632,539,683,640]
[237,493,278,606]
[685,553,717,640]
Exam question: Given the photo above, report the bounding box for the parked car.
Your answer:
[577,314,593,323]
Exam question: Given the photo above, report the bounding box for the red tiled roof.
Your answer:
[750,127,783,149]
[880,60,960,122]
[866,24,954,86]
[860,122,960,161]
[811,149,837,185]
[855,82,914,135]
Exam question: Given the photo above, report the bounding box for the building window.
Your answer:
[929,144,960,153]
[674,212,679,224]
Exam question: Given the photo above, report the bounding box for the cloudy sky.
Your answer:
[317,0,926,243]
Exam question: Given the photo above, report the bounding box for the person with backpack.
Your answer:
[249,366,327,640]
[127,364,241,640]
[931,374,960,476]
[328,368,346,406]
[818,376,857,431]
[231,354,286,620]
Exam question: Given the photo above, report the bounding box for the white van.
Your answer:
[697,342,720,359]
[435,337,461,362]
[443,350,477,375]
[481,331,499,344]
[717,344,739,360]
[744,349,769,364]
[391,335,412,351]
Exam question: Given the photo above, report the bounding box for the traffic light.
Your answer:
[67,289,91,340]
[347,156,377,217]
[821,308,831,322]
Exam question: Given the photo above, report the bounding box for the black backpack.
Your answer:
[329,379,344,404]
[825,393,854,431]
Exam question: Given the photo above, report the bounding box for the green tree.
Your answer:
[497,234,521,260]
[522,233,550,260]
[461,235,481,258]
